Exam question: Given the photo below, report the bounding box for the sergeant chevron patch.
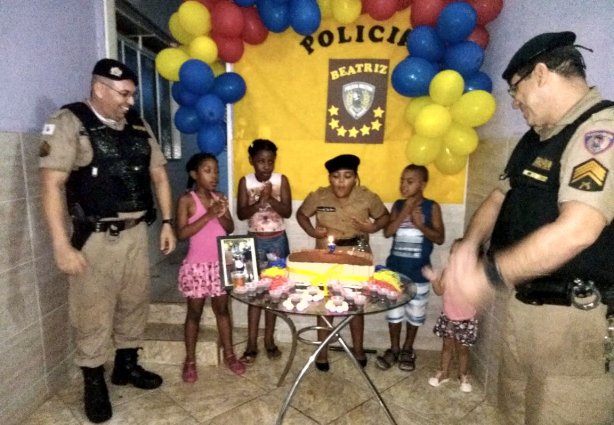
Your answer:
[569,158,608,191]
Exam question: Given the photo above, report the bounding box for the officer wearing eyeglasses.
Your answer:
[436,32,614,424]
[39,58,177,423]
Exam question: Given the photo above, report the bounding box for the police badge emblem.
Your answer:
[342,82,375,119]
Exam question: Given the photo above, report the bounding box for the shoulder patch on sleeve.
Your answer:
[584,130,614,154]
[569,158,608,192]
[42,123,56,135]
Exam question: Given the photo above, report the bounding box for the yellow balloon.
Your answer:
[189,36,218,64]
[178,1,211,36]
[434,147,467,175]
[450,90,497,127]
[178,44,191,55]
[429,70,464,106]
[443,122,479,156]
[404,96,433,126]
[169,12,194,45]
[332,0,361,24]
[317,0,333,18]
[155,48,190,81]
[209,61,226,77]
[414,104,452,138]
[405,135,442,165]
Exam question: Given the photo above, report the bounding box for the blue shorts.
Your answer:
[385,280,430,326]
[253,232,290,269]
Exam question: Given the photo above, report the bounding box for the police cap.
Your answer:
[92,58,138,85]
[325,154,360,173]
[502,31,576,82]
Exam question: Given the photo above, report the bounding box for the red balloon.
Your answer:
[398,0,412,11]
[410,0,447,27]
[211,1,245,38]
[466,0,503,26]
[192,0,220,11]
[365,0,399,21]
[468,25,489,49]
[241,6,269,45]
[212,33,245,63]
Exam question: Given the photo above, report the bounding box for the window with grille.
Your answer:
[115,1,181,159]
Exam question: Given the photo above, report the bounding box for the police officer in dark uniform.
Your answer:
[438,32,614,424]
[40,59,176,423]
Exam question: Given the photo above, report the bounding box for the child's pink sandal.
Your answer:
[182,360,198,383]
[224,354,246,376]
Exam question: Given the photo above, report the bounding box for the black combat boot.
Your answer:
[111,348,163,389]
[81,366,112,423]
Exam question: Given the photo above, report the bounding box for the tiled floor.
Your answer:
[22,344,504,425]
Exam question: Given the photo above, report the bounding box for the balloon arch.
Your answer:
[155,0,503,175]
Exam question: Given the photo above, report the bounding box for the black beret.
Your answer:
[325,154,360,173]
[502,31,576,81]
[92,58,138,85]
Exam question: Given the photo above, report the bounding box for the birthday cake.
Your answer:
[286,249,374,287]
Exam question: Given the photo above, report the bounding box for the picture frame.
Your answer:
[217,235,259,291]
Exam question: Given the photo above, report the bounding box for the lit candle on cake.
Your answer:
[327,235,336,254]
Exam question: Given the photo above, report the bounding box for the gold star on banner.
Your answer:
[371,120,382,131]
[328,105,339,116]
[373,107,384,118]
[360,125,371,136]
[336,126,347,137]
[328,119,339,129]
[348,127,359,138]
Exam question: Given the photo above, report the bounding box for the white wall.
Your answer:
[480,0,614,140]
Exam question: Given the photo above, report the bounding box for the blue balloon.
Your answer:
[391,57,438,97]
[235,0,256,5]
[171,82,199,106]
[197,123,227,156]
[212,72,247,104]
[289,0,321,36]
[436,2,477,43]
[174,106,202,134]
[257,0,291,33]
[195,94,225,123]
[464,71,493,93]
[407,26,445,63]
[179,59,215,96]
[443,41,484,77]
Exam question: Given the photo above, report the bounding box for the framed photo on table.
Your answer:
[217,235,258,291]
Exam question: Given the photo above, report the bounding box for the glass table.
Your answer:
[231,275,416,425]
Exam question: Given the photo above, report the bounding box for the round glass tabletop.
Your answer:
[230,273,416,317]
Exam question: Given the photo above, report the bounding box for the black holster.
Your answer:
[515,278,572,306]
[71,220,94,250]
[143,207,157,225]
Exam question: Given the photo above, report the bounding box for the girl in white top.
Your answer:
[237,139,292,363]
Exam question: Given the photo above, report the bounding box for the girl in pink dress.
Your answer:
[423,259,478,393]
[176,153,245,382]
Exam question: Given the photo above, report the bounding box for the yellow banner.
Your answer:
[233,10,466,203]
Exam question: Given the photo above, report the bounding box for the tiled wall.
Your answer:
[465,136,520,403]
[0,131,74,425]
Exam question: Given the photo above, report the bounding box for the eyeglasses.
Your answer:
[507,68,533,98]
[99,81,138,100]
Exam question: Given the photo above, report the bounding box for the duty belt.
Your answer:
[91,217,146,235]
[516,277,605,311]
[335,236,361,246]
